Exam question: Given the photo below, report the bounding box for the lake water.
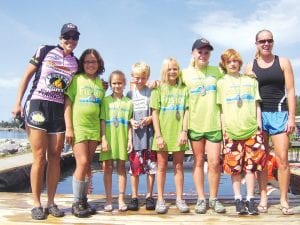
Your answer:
[55,160,241,196]
[0,129,27,139]
[0,129,240,196]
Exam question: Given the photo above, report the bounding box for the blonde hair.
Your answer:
[160,57,183,86]
[254,29,273,59]
[219,49,243,73]
[131,61,150,77]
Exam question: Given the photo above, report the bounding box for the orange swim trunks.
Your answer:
[222,130,267,175]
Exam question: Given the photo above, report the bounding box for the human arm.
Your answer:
[281,57,296,134]
[101,119,109,152]
[64,96,74,145]
[152,109,165,150]
[178,110,188,146]
[127,124,133,153]
[256,101,262,132]
[12,63,37,118]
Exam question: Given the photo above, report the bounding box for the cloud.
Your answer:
[0,77,20,89]
[190,0,300,51]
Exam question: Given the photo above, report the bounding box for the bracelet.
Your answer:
[182,130,188,133]
[156,136,162,139]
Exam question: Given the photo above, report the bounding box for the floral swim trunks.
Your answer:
[128,149,157,176]
[222,130,267,175]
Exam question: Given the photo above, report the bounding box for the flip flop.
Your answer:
[280,206,294,215]
[257,205,268,213]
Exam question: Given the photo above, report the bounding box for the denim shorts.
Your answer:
[262,111,288,135]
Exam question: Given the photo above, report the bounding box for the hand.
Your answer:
[11,104,22,119]
[130,119,140,129]
[286,117,295,134]
[101,79,109,91]
[65,128,74,146]
[127,142,133,153]
[147,80,160,89]
[101,138,109,152]
[178,131,188,146]
[156,136,165,150]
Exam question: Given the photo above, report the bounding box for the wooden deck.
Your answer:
[0,192,299,224]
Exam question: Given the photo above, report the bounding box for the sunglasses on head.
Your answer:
[257,39,274,44]
[62,35,79,41]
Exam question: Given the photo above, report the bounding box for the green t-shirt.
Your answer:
[216,74,261,140]
[65,73,105,143]
[150,84,189,152]
[99,95,133,161]
[182,65,223,132]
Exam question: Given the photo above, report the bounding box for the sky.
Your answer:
[0,0,299,121]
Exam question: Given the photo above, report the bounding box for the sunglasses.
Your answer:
[62,35,79,41]
[83,60,98,64]
[197,50,210,55]
[257,39,274,44]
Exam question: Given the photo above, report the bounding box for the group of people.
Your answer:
[11,23,296,220]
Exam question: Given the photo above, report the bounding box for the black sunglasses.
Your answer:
[257,39,274,44]
[62,35,79,41]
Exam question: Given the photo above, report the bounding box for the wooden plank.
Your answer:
[0,193,299,224]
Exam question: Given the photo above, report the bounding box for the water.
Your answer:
[0,129,27,139]
[55,160,241,196]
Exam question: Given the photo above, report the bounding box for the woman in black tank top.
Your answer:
[244,29,296,215]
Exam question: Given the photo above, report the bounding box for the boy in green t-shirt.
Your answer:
[217,49,267,215]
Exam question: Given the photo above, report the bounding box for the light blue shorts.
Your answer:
[262,111,288,135]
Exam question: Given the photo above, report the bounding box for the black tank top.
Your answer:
[253,55,287,112]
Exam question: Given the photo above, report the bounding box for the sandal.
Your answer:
[257,205,268,213]
[31,207,46,220]
[45,204,65,217]
[104,204,113,212]
[118,203,128,212]
[280,206,294,215]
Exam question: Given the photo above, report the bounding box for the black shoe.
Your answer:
[72,201,90,218]
[235,199,247,215]
[31,207,46,220]
[83,198,97,215]
[127,198,139,211]
[246,199,259,215]
[44,204,65,217]
[146,197,156,210]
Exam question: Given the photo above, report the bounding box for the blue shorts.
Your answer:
[262,111,288,135]
[24,99,65,133]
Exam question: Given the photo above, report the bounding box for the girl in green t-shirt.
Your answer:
[65,48,105,217]
[150,57,189,214]
[100,70,133,212]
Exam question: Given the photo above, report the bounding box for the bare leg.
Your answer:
[272,133,291,208]
[130,175,139,198]
[156,151,168,201]
[46,133,65,207]
[206,140,221,198]
[258,132,269,207]
[190,139,206,199]
[146,174,155,198]
[28,128,47,208]
[245,172,255,198]
[173,151,185,200]
[103,160,113,204]
[231,174,242,197]
[117,160,127,205]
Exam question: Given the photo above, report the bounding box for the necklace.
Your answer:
[199,66,208,96]
[231,74,243,108]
